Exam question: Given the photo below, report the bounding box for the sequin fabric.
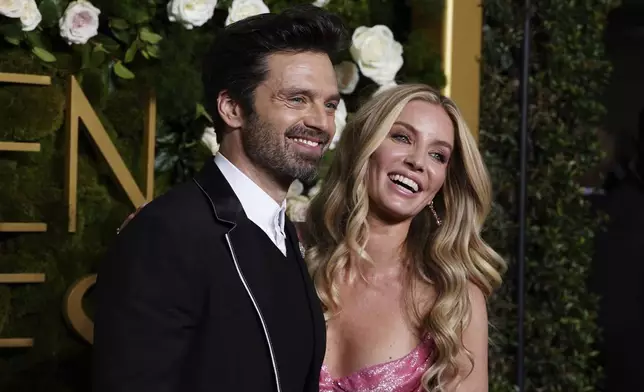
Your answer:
[319,338,433,392]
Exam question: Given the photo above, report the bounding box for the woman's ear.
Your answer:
[217,90,244,129]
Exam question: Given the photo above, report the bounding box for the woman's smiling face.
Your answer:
[366,100,454,223]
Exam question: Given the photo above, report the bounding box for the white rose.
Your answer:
[308,180,322,198]
[312,0,329,7]
[334,61,359,95]
[0,0,24,18]
[373,80,397,96]
[201,126,220,154]
[330,99,347,150]
[20,0,41,31]
[225,0,269,26]
[350,25,403,86]
[59,1,101,45]
[288,180,304,198]
[167,0,217,30]
[287,195,310,223]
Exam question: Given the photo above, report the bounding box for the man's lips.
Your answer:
[288,136,323,148]
[286,133,329,149]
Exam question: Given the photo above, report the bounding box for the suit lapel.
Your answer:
[284,219,326,368]
[194,159,326,384]
[193,159,244,228]
[194,160,285,391]
[193,159,259,302]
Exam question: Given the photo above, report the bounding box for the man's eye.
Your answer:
[326,102,338,110]
[290,96,305,103]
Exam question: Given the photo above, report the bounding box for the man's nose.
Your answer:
[303,104,334,136]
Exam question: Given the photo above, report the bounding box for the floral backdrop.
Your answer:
[1,1,613,390]
[0,1,443,389]
[1,0,444,221]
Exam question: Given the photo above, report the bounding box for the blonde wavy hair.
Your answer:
[304,84,506,391]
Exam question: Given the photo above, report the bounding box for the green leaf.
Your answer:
[39,0,64,28]
[124,41,138,63]
[110,29,132,46]
[145,44,161,59]
[195,103,214,123]
[113,61,135,79]
[139,27,163,44]
[141,49,150,60]
[90,50,106,68]
[32,47,57,63]
[79,43,92,69]
[155,150,179,172]
[4,35,21,45]
[25,30,48,50]
[131,10,152,24]
[92,43,109,54]
[109,18,130,30]
[94,34,121,52]
[0,23,23,45]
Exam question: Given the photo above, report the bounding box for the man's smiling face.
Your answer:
[241,51,341,183]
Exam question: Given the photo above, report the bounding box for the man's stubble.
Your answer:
[241,112,328,184]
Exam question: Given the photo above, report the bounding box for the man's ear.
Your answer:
[217,90,244,129]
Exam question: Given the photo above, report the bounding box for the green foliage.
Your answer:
[0,51,64,141]
[480,1,618,390]
[0,0,443,390]
[0,84,64,140]
[401,30,445,88]
[0,49,143,392]
[0,0,620,388]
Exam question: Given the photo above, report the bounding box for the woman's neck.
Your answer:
[363,214,412,271]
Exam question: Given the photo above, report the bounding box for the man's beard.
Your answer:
[242,113,329,184]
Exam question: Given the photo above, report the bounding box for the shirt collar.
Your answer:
[214,153,286,232]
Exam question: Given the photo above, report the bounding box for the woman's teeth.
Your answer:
[389,174,419,192]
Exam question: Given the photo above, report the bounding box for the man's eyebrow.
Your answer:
[328,92,342,102]
[278,87,341,102]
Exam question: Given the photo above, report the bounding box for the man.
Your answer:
[92,6,347,392]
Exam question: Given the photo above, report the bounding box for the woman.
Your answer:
[303,84,506,392]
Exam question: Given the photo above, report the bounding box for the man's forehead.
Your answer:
[264,52,338,96]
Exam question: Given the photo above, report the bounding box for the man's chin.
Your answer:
[294,168,318,184]
[286,163,318,184]
[267,151,321,184]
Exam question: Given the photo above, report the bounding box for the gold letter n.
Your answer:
[66,75,156,232]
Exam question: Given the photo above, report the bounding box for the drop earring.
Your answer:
[429,200,442,226]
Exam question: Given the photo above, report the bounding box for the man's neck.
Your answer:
[218,146,289,204]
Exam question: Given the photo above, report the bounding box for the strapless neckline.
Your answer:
[319,337,434,392]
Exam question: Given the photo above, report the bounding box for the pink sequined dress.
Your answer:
[319,338,434,392]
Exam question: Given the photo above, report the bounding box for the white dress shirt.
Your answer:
[214,153,287,255]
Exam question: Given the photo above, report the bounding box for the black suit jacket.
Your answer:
[92,160,326,392]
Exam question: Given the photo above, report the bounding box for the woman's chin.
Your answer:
[369,205,418,225]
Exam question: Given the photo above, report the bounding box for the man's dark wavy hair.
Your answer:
[202,5,349,141]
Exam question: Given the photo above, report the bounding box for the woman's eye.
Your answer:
[392,134,410,143]
[430,152,447,163]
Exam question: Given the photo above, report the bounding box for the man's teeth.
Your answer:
[389,174,419,192]
[293,138,320,147]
